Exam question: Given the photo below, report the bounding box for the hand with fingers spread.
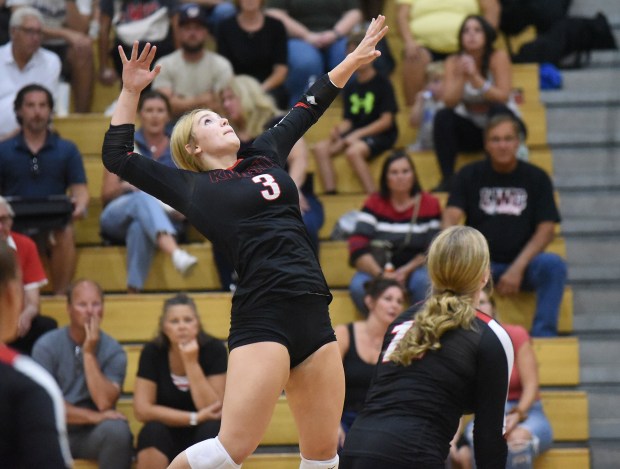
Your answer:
[349,16,388,66]
[118,41,162,94]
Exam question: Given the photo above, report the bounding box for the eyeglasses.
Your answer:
[30,155,40,177]
[17,26,43,37]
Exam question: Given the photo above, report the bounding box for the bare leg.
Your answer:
[313,140,338,193]
[285,341,345,460]
[67,41,94,112]
[344,142,375,194]
[157,232,179,255]
[401,48,432,106]
[168,342,291,468]
[49,225,76,295]
[137,448,169,469]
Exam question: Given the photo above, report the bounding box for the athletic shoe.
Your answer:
[172,249,198,276]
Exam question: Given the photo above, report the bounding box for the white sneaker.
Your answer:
[172,249,198,276]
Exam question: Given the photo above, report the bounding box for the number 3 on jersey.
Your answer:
[252,174,281,201]
[382,320,414,363]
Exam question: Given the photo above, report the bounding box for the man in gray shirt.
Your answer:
[32,279,133,469]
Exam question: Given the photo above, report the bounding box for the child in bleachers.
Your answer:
[408,61,445,151]
[313,30,398,194]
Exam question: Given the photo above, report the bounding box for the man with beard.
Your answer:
[153,3,234,119]
[0,84,89,295]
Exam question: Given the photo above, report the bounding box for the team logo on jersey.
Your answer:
[349,91,375,115]
[479,187,528,216]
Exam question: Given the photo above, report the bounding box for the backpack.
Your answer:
[511,13,617,69]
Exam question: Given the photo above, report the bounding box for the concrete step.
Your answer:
[551,146,620,178]
[565,236,620,265]
[561,218,620,236]
[568,265,620,284]
[581,386,620,439]
[572,284,620,318]
[573,312,620,333]
[555,174,620,190]
[555,191,620,217]
[570,0,620,25]
[542,69,620,106]
[545,105,620,146]
[589,440,620,469]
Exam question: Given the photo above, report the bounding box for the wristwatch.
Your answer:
[189,411,198,426]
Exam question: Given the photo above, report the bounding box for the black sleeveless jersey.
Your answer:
[103,76,340,313]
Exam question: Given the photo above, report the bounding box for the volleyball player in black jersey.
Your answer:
[340,226,514,469]
[102,16,388,469]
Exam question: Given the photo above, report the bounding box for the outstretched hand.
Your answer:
[328,15,388,88]
[350,15,388,66]
[119,41,161,94]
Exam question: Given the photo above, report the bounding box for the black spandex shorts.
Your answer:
[228,293,335,368]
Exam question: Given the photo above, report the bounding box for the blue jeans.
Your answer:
[204,1,236,34]
[100,191,177,290]
[302,192,324,253]
[349,266,430,315]
[491,252,567,337]
[465,400,553,465]
[286,37,347,107]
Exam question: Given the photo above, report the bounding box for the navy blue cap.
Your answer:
[178,3,208,27]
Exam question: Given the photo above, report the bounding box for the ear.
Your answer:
[184,143,201,156]
[364,295,374,312]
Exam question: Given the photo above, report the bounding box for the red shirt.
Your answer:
[8,231,48,290]
[504,323,538,401]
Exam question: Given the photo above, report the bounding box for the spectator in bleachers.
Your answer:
[98,0,178,90]
[8,0,94,112]
[442,114,567,337]
[216,0,289,109]
[313,30,398,195]
[0,196,57,355]
[396,0,500,107]
[265,0,363,107]
[432,14,524,192]
[347,150,441,315]
[0,240,72,469]
[450,287,553,469]
[0,84,89,295]
[335,277,405,449]
[356,0,394,77]
[181,0,235,33]
[32,279,134,469]
[220,74,324,253]
[100,90,197,293]
[133,293,227,469]
[152,3,234,120]
[407,61,444,151]
[0,6,60,141]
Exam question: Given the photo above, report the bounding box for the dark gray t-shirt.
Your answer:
[32,327,127,409]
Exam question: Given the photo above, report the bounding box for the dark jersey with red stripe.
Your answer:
[341,306,513,468]
[0,344,72,468]
[103,75,339,313]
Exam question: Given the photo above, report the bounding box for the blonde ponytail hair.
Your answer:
[170,109,209,172]
[390,226,490,366]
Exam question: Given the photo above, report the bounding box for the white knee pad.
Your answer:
[299,454,339,469]
[185,437,241,469]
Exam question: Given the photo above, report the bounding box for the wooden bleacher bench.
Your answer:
[111,391,587,446]
[122,336,579,395]
[70,389,587,468]
[73,447,590,469]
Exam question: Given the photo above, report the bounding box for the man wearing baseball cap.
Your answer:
[153,2,234,119]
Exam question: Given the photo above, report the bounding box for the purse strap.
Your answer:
[402,193,422,248]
